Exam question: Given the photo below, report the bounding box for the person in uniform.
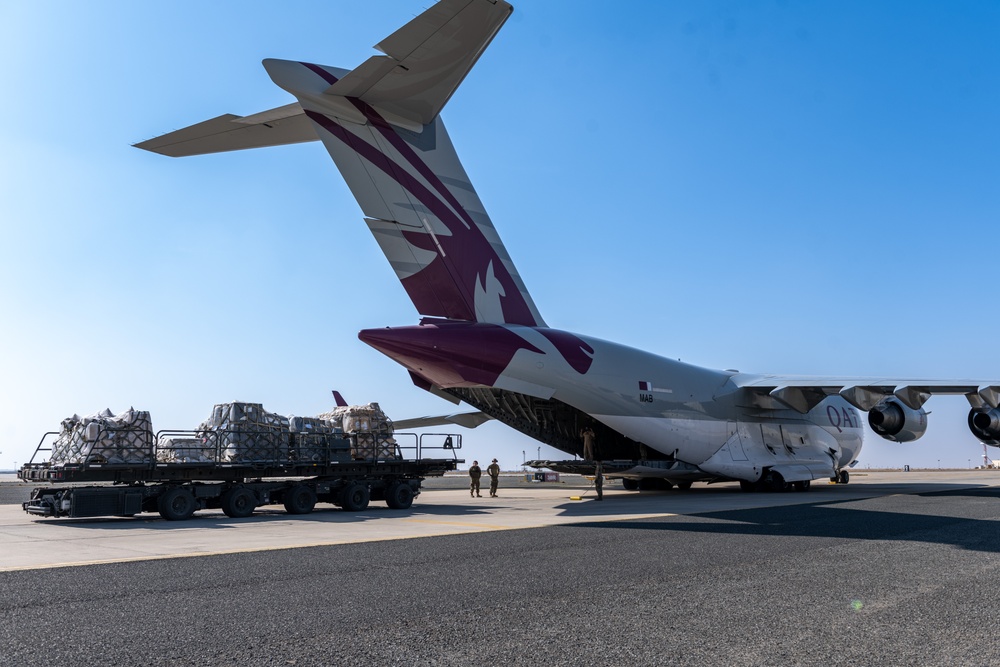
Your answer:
[487,458,501,497]
[469,460,482,497]
[580,426,596,461]
[594,461,604,501]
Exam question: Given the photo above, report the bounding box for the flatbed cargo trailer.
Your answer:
[20,427,463,520]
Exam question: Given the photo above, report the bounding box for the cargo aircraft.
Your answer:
[136,0,1000,491]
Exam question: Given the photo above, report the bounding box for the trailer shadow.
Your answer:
[28,501,501,529]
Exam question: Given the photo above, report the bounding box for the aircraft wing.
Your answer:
[393,411,492,430]
[134,103,317,157]
[732,373,1000,413]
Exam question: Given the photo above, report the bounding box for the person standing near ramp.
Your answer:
[469,460,482,498]
[487,459,501,497]
[580,426,596,461]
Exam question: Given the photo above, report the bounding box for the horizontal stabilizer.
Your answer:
[134,103,317,157]
[393,411,492,430]
[345,0,512,125]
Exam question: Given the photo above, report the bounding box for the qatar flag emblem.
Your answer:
[638,381,651,391]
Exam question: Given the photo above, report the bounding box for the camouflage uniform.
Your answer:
[487,460,500,497]
[469,462,482,497]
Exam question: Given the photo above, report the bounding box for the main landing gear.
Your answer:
[740,470,812,493]
[620,479,693,491]
[830,470,850,484]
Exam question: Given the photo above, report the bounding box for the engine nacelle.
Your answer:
[968,408,1000,446]
[868,398,928,443]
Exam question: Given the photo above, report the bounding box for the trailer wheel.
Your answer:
[340,483,370,512]
[158,487,196,521]
[221,487,256,518]
[283,485,317,515]
[385,482,414,510]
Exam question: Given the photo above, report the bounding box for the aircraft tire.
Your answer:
[739,480,756,493]
[637,478,658,491]
[675,481,693,491]
[765,470,788,492]
[622,478,640,491]
[839,470,850,484]
[793,480,811,492]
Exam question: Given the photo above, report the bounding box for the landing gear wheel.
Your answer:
[675,481,693,491]
[621,478,639,491]
[221,487,256,518]
[793,480,811,492]
[838,470,850,484]
[340,483,370,512]
[158,487,196,521]
[764,470,788,492]
[739,480,756,493]
[283,485,316,515]
[385,482,415,510]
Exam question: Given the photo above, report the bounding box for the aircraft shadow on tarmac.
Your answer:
[561,485,1000,554]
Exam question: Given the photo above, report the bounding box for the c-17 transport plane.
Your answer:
[136,0,1000,492]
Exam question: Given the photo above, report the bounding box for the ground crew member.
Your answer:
[487,458,501,497]
[581,426,596,461]
[469,460,482,497]
[595,461,604,501]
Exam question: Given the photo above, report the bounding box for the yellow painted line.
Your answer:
[403,517,509,530]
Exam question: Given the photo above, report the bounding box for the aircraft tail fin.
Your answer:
[136,0,544,327]
[265,0,544,326]
[332,390,348,407]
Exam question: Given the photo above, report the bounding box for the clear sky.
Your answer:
[1,1,998,472]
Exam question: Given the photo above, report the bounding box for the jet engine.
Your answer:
[968,407,1000,446]
[868,398,928,442]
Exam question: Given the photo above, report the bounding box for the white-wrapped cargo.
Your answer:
[196,401,290,463]
[49,408,154,465]
[316,402,398,460]
[156,437,215,463]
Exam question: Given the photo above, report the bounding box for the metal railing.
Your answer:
[23,426,463,471]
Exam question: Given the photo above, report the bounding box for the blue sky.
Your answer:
[1,1,998,471]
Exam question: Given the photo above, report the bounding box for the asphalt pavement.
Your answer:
[3,473,1000,666]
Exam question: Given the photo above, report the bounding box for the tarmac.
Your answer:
[3,470,1000,665]
[0,470,994,572]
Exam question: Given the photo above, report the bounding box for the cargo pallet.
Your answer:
[20,428,462,520]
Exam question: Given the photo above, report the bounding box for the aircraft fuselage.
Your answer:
[360,319,863,483]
